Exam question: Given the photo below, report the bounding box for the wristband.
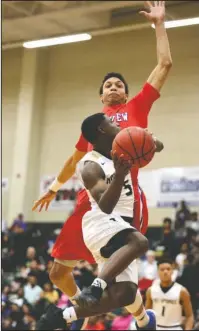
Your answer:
[49,178,62,192]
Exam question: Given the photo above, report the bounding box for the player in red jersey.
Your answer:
[33,1,172,327]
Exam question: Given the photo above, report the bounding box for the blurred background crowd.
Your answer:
[2,200,199,330]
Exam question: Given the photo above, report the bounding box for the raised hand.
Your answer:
[32,190,56,212]
[139,1,166,25]
[112,151,133,178]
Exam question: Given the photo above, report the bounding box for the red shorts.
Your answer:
[51,198,95,264]
[51,189,148,264]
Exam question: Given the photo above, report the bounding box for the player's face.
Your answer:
[100,77,128,105]
[158,263,173,283]
[99,116,120,139]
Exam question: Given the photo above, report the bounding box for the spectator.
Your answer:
[160,218,177,259]
[2,286,10,304]
[10,288,28,307]
[26,247,37,264]
[2,317,14,330]
[11,213,27,232]
[24,273,42,306]
[171,262,180,282]
[176,243,188,276]
[27,260,49,286]
[186,212,199,232]
[2,232,15,272]
[139,250,158,281]
[9,303,24,330]
[178,254,199,313]
[40,282,59,304]
[111,308,132,330]
[175,200,191,228]
[190,234,199,265]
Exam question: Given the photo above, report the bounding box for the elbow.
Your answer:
[160,59,173,69]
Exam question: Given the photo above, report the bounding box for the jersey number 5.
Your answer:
[123,179,133,196]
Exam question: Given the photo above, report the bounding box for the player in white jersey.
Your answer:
[37,113,163,330]
[146,258,194,330]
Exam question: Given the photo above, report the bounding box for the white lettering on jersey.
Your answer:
[151,282,183,328]
[110,112,128,123]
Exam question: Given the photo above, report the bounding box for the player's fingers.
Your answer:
[145,1,152,8]
[45,201,50,211]
[120,159,131,171]
[111,150,118,163]
[118,154,125,166]
[32,203,38,211]
[124,160,133,170]
[154,1,158,7]
[32,199,43,211]
[39,201,45,212]
[111,150,116,159]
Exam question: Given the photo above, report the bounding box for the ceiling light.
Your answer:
[152,17,199,29]
[23,33,92,48]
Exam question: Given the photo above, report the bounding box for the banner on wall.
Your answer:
[139,167,199,208]
[41,167,199,211]
[40,175,83,211]
[2,178,9,191]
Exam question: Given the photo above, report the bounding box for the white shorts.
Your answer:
[82,210,138,284]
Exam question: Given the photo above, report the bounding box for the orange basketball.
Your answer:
[112,127,156,168]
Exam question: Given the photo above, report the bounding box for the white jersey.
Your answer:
[151,282,183,330]
[76,150,135,217]
[76,150,139,285]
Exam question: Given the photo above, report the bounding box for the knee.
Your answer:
[138,235,149,255]
[115,282,137,307]
[49,262,64,284]
[129,232,149,256]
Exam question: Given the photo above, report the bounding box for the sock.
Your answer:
[134,309,150,328]
[91,278,107,290]
[125,290,149,328]
[68,287,81,305]
[63,307,77,323]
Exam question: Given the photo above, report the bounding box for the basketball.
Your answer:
[112,126,156,168]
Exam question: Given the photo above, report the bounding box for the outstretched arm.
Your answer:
[32,149,86,211]
[32,132,89,212]
[140,1,172,92]
[55,149,86,188]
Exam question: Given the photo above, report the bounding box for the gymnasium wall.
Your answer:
[2,25,199,225]
[2,49,23,221]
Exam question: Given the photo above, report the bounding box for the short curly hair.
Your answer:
[99,72,129,95]
[157,258,173,267]
[81,113,105,144]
